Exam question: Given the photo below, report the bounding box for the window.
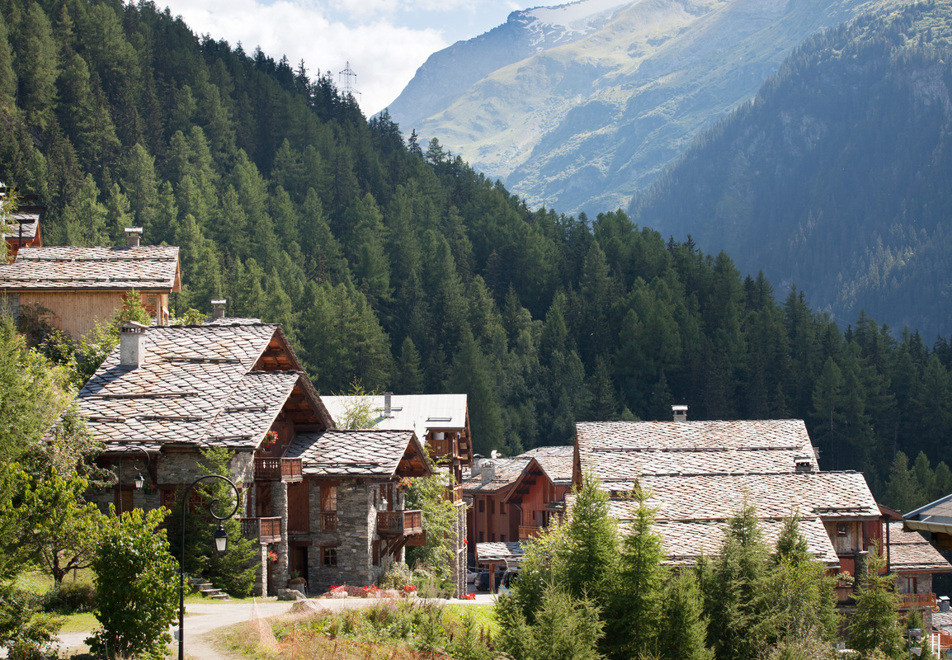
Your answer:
[322,547,338,566]
[478,499,485,513]
[500,534,506,542]
[478,531,484,543]
[490,499,495,515]
[837,523,848,536]
[322,485,337,511]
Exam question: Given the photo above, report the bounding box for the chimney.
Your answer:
[119,321,148,368]
[672,405,688,422]
[384,392,392,417]
[794,456,813,473]
[124,227,143,247]
[480,459,496,485]
[211,299,226,320]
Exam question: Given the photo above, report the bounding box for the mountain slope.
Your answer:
[630,0,952,337]
[386,0,893,215]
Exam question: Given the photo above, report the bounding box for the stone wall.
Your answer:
[305,479,390,592]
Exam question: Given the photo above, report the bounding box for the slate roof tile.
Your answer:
[285,429,422,478]
[73,324,295,451]
[889,521,952,572]
[0,245,180,290]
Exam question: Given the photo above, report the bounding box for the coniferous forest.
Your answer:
[2,0,952,510]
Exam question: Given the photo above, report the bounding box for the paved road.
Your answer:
[55,594,498,659]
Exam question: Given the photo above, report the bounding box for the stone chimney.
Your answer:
[119,321,148,368]
[480,459,496,485]
[672,405,688,422]
[124,227,143,247]
[211,299,226,320]
[384,392,392,417]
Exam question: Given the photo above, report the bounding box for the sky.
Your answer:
[157,0,534,116]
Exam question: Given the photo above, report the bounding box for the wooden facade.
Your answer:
[505,457,570,540]
[12,289,171,339]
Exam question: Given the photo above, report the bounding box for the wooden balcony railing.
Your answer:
[254,457,303,482]
[321,512,338,532]
[900,592,937,609]
[444,485,463,503]
[377,510,423,537]
[519,524,542,540]
[240,516,282,544]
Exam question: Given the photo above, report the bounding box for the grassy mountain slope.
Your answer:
[631,0,952,337]
[388,0,892,215]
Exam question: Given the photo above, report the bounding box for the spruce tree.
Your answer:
[849,546,903,659]
[562,471,618,612]
[658,570,714,660]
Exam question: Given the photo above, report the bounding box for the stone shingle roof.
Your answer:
[889,521,952,573]
[0,245,180,290]
[521,446,574,485]
[74,323,300,452]
[462,457,532,494]
[606,472,878,522]
[476,541,524,564]
[641,517,839,565]
[3,211,39,240]
[285,429,426,478]
[576,420,818,481]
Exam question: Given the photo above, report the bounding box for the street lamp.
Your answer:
[178,474,240,660]
[117,446,151,514]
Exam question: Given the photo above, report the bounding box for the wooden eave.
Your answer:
[396,433,434,478]
[172,257,182,292]
[504,458,551,505]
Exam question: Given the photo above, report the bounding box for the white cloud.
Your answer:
[159,0,447,115]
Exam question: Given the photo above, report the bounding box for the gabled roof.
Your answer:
[520,445,574,486]
[462,457,532,494]
[0,245,181,291]
[575,420,818,483]
[888,521,952,573]
[3,209,41,241]
[71,323,331,452]
[320,394,468,434]
[285,429,432,478]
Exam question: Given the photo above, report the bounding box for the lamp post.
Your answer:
[178,474,239,660]
[117,446,151,514]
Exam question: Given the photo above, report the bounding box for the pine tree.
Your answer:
[658,570,714,660]
[850,546,903,659]
[608,486,666,659]
[562,471,618,612]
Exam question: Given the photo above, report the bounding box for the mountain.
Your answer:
[386,0,894,215]
[630,0,952,338]
[8,0,952,488]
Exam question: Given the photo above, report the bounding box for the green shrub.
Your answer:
[380,563,413,590]
[42,582,96,613]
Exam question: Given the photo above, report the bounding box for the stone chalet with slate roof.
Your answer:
[572,414,951,616]
[67,321,433,596]
[319,394,472,596]
[0,229,181,339]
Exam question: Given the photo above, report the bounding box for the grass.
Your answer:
[219,600,498,660]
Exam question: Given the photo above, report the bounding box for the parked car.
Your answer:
[466,569,479,584]
[475,569,517,593]
[475,570,505,592]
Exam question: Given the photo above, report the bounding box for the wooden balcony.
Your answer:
[377,510,423,537]
[900,592,937,609]
[321,511,338,532]
[519,524,542,540]
[240,516,282,544]
[444,485,463,503]
[254,457,303,482]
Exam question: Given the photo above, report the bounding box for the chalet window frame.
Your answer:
[322,546,337,567]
